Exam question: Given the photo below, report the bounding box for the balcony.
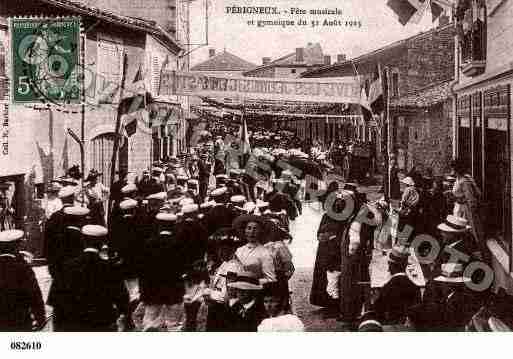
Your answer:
[461,60,486,77]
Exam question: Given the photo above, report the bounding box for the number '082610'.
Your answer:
[10,341,42,350]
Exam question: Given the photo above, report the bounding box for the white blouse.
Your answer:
[235,243,276,283]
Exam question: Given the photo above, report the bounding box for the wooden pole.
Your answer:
[107,53,128,228]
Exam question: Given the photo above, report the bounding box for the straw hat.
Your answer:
[401,177,415,186]
[227,271,263,291]
[434,263,471,283]
[0,229,24,243]
[437,215,471,233]
[81,225,108,238]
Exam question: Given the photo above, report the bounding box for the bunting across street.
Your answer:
[159,71,364,105]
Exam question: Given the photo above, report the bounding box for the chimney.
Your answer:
[438,14,450,26]
[209,48,216,58]
[324,55,331,66]
[337,54,347,63]
[296,48,304,63]
[262,57,271,65]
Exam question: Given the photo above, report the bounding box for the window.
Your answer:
[291,69,297,74]
[391,72,399,97]
[456,0,487,76]
[97,36,124,103]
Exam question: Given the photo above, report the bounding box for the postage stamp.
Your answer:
[9,17,81,104]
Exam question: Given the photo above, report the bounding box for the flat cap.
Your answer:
[0,229,24,243]
[81,225,108,237]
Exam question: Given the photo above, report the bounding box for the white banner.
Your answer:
[159,71,363,104]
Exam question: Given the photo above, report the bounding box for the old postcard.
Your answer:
[0,0,511,352]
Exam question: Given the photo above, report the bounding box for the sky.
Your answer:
[188,0,440,67]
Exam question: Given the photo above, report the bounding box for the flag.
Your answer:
[369,65,384,114]
[240,115,251,155]
[387,0,450,25]
[430,0,445,21]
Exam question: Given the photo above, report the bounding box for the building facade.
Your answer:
[243,42,328,79]
[452,0,513,290]
[0,0,185,257]
[302,22,455,174]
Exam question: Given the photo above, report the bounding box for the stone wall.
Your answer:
[406,100,453,177]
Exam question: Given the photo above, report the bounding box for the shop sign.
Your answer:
[159,71,362,104]
[487,117,508,131]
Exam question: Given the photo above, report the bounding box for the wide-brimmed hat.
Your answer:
[437,215,471,233]
[227,271,263,291]
[388,245,410,265]
[434,263,471,283]
[401,177,415,186]
[232,214,269,233]
[85,169,102,182]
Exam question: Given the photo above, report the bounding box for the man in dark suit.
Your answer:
[197,152,212,203]
[372,246,421,324]
[61,225,129,331]
[45,191,91,331]
[0,230,46,331]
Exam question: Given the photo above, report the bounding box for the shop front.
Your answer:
[455,80,513,288]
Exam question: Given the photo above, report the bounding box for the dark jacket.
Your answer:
[60,251,129,331]
[373,273,421,324]
[0,254,45,331]
[139,232,186,305]
[225,300,266,332]
[46,208,84,308]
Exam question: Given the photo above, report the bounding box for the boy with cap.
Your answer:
[60,225,129,331]
[372,246,421,325]
[0,230,46,331]
[225,272,266,332]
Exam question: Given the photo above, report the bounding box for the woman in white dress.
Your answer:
[232,214,276,284]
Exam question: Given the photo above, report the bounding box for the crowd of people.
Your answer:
[0,130,312,331]
[0,116,501,332]
[309,157,494,331]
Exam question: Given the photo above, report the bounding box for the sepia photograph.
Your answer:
[0,0,511,351]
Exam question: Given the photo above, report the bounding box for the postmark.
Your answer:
[9,16,81,104]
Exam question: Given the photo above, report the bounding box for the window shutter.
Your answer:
[152,56,160,95]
